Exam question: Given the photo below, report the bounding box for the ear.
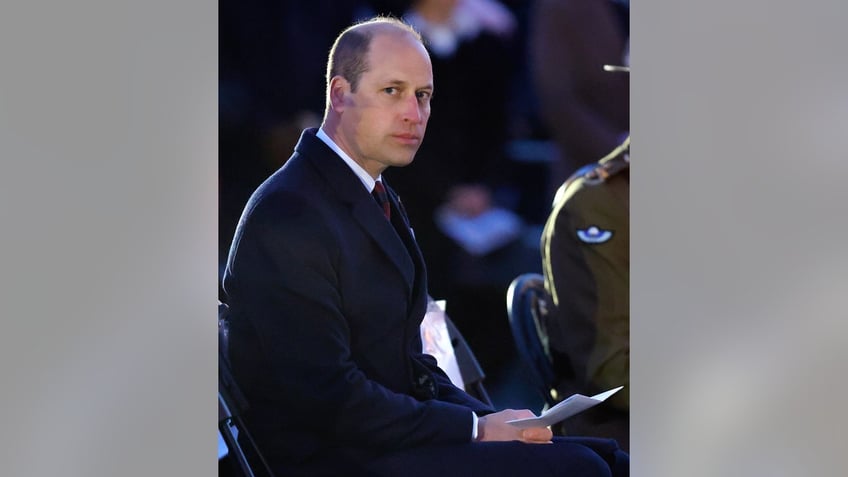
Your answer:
[328,76,350,112]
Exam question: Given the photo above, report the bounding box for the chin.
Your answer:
[390,154,417,168]
[400,157,417,168]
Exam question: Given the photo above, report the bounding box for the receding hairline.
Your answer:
[343,17,422,42]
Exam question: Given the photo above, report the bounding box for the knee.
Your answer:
[566,445,612,477]
[611,448,629,476]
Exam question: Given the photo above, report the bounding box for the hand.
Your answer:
[476,409,553,444]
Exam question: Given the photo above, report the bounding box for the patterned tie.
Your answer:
[372,180,391,220]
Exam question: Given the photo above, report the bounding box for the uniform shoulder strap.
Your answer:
[553,136,630,205]
[584,135,630,183]
[563,136,630,187]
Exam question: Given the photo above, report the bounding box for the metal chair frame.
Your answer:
[219,302,275,477]
[506,273,560,408]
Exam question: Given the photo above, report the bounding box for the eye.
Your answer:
[416,90,432,101]
[383,87,398,95]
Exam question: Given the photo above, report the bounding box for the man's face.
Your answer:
[335,32,433,177]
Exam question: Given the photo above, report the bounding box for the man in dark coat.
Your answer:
[223,16,628,476]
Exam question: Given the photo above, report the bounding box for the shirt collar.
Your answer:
[316,127,381,192]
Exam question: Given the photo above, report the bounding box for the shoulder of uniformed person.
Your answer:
[554,136,630,205]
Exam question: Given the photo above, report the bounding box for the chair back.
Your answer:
[444,315,493,407]
[219,302,275,477]
[506,273,559,408]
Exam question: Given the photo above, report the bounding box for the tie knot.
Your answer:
[372,181,391,220]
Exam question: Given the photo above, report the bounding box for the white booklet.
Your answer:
[506,386,624,429]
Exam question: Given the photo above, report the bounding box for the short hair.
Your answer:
[326,17,423,93]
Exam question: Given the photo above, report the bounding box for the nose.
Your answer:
[401,95,423,124]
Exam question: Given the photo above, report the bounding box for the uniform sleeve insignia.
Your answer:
[576,225,613,244]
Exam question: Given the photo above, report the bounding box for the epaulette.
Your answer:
[580,136,630,186]
[554,136,630,205]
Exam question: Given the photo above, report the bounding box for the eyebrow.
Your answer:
[385,79,434,91]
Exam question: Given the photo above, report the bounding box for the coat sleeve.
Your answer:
[413,346,495,415]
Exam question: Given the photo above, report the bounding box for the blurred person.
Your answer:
[540,135,630,451]
[223,16,628,476]
[529,0,629,189]
[530,0,630,442]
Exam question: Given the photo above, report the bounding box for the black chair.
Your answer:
[219,302,275,477]
[444,315,493,407]
[506,273,559,408]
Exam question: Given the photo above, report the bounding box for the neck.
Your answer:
[319,118,347,158]
[318,121,383,181]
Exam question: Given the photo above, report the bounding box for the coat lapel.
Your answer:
[296,129,416,294]
[385,183,429,317]
[351,197,416,292]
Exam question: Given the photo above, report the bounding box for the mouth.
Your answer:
[391,134,421,145]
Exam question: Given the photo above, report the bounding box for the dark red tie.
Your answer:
[372,181,391,220]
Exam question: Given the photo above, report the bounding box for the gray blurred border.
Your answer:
[633,1,848,475]
[0,1,217,475]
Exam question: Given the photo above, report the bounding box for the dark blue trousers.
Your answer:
[282,436,628,477]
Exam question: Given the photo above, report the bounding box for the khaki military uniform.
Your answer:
[540,137,629,448]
